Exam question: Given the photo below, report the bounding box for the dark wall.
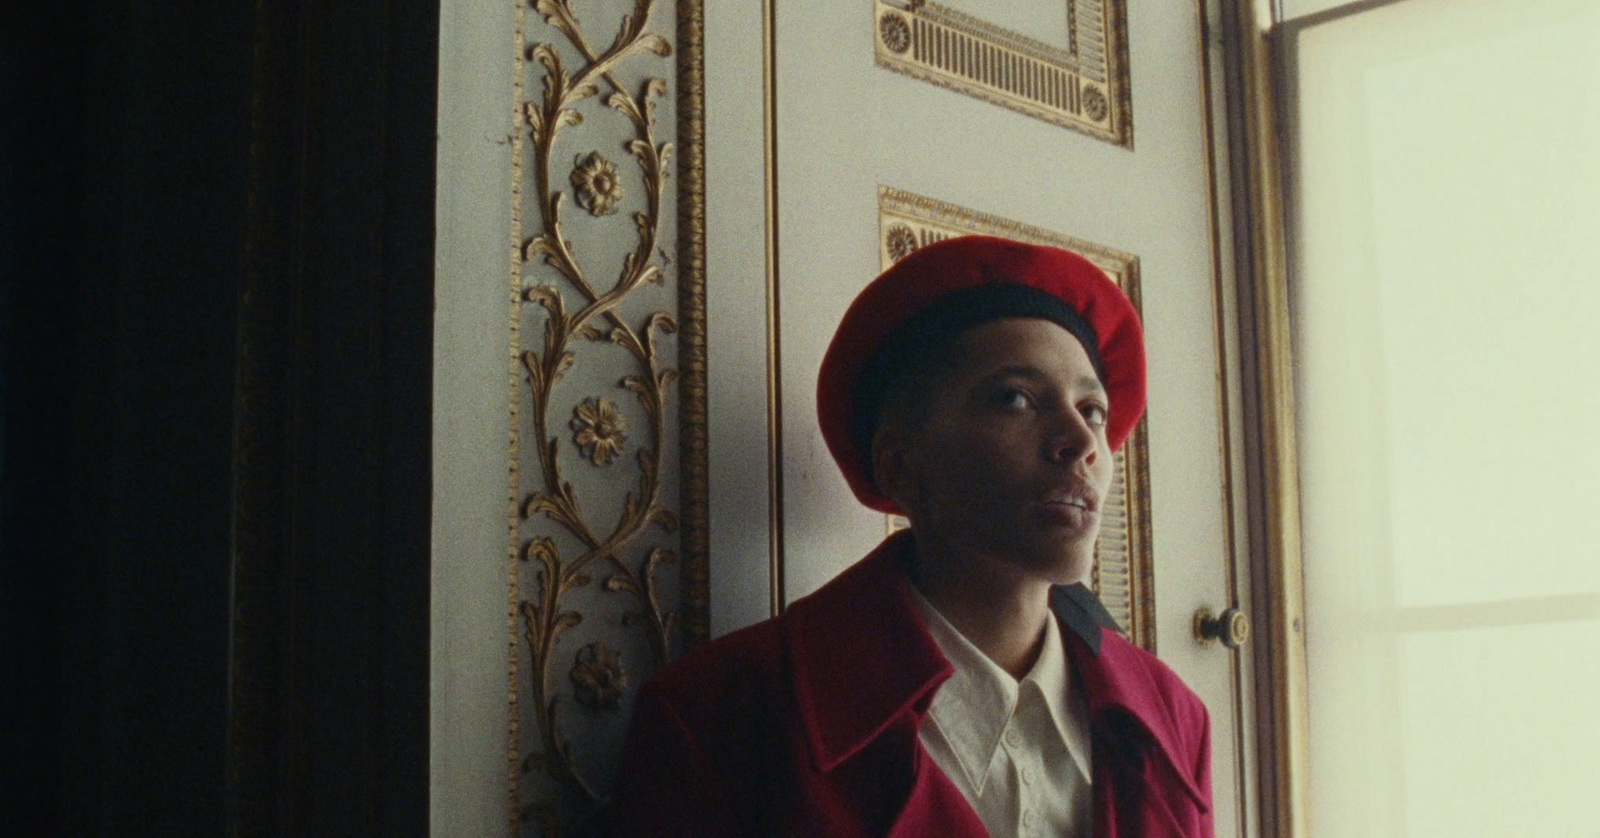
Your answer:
[3,1,437,835]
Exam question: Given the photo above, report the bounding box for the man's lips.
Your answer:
[1033,481,1102,531]
[1042,482,1098,512]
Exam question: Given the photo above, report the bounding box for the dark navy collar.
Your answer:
[1050,582,1122,655]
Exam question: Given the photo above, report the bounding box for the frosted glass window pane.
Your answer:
[1395,624,1600,835]
[1291,0,1600,834]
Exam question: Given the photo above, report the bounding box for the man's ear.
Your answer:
[870,422,919,511]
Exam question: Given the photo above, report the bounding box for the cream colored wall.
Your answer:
[432,0,516,833]
[702,1,777,639]
[770,0,1233,646]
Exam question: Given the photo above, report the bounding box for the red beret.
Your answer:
[817,235,1146,514]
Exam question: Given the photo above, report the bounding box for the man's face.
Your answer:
[874,317,1114,587]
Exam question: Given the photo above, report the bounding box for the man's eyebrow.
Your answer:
[975,366,1107,395]
[975,365,1046,386]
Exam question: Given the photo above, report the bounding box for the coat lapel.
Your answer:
[1051,581,1122,654]
[784,534,996,836]
[1064,622,1212,816]
[885,749,989,837]
[784,531,951,773]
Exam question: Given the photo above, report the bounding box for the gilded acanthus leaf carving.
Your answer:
[511,0,680,831]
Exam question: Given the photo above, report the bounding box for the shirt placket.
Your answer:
[1007,691,1044,836]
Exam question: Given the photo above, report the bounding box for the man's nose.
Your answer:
[1046,408,1097,464]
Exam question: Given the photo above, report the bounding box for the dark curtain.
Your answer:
[3,1,437,834]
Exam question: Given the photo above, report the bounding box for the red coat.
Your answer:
[609,532,1213,836]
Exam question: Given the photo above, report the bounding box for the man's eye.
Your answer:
[1081,402,1109,426]
[994,389,1031,411]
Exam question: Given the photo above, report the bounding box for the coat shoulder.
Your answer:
[612,614,809,835]
[636,614,790,729]
[1103,631,1207,714]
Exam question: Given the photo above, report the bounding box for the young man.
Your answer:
[610,236,1212,836]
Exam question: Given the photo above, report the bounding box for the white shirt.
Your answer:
[911,588,1094,837]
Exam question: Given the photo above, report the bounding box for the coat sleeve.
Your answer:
[605,680,741,837]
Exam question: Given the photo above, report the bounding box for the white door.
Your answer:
[707,1,1258,835]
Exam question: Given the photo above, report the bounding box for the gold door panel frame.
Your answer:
[878,186,1155,650]
[874,0,1132,147]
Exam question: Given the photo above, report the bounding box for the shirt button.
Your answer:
[1022,810,1037,829]
[1019,765,1033,786]
[1004,727,1022,748]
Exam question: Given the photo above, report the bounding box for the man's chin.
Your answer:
[1008,543,1095,589]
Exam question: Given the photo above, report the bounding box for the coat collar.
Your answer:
[1051,580,1122,654]
[785,532,949,772]
[785,531,1204,810]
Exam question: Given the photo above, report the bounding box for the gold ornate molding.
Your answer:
[878,186,1155,650]
[508,0,709,833]
[673,0,710,654]
[1226,1,1310,834]
[873,0,1133,147]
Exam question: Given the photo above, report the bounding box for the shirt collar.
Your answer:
[1025,604,1093,781]
[908,587,1016,793]
[911,589,1093,791]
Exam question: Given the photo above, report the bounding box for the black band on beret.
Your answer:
[852,281,1106,456]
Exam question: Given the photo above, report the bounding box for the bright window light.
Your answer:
[1291,0,1600,834]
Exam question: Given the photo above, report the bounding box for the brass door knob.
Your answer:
[1194,606,1250,649]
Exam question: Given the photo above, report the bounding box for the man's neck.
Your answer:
[910,543,1054,680]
